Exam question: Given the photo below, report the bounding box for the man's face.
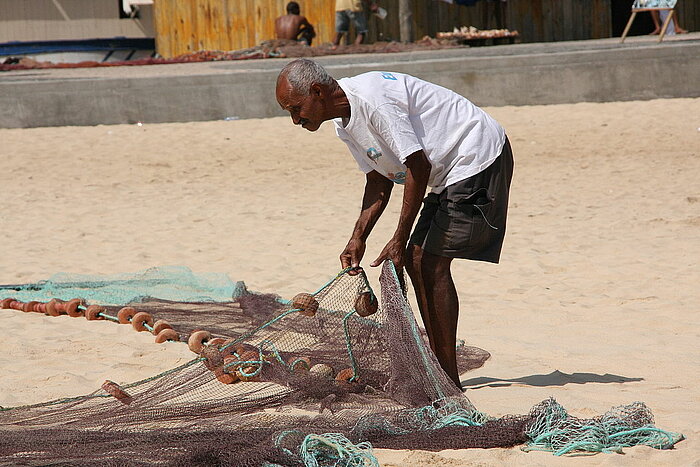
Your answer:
[276,76,325,132]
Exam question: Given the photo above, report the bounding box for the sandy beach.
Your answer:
[0,97,698,465]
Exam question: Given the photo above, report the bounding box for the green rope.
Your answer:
[101,312,120,323]
[524,399,685,456]
[222,308,299,350]
[300,433,379,467]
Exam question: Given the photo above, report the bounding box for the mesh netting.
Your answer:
[0,262,683,466]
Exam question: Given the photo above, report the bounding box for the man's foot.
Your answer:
[676,27,688,34]
[649,28,661,35]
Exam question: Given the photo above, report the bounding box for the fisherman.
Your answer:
[275,59,513,389]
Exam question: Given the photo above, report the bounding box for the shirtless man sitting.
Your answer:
[275,2,316,46]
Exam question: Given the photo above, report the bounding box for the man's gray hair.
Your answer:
[278,59,335,95]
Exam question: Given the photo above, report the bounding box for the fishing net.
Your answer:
[0,262,683,466]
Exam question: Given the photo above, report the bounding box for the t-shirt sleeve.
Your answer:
[369,103,423,163]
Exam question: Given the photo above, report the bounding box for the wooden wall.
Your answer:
[154,0,335,57]
[0,0,154,43]
[363,0,613,44]
[153,0,699,58]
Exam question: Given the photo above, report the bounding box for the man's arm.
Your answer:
[340,170,394,272]
[370,150,431,270]
[300,17,316,37]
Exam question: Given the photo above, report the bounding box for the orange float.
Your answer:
[101,380,133,405]
[131,312,154,332]
[154,328,179,343]
[230,350,261,382]
[200,345,238,384]
[116,307,137,324]
[45,299,61,317]
[62,299,83,317]
[152,319,172,335]
[187,330,211,353]
[354,292,378,317]
[335,368,356,382]
[22,301,39,312]
[85,305,106,321]
[291,292,319,317]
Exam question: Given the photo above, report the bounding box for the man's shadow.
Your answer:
[462,370,644,390]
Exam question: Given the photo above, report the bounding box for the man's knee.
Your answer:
[420,251,453,280]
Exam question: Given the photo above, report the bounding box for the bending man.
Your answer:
[275,59,514,389]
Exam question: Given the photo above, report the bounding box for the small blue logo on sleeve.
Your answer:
[381,72,397,81]
[366,147,382,162]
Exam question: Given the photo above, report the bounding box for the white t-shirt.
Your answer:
[334,71,505,193]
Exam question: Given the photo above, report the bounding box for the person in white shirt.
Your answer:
[275,59,514,389]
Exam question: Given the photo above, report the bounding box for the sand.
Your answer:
[0,97,698,465]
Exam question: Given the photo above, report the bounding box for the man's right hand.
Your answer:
[340,237,366,275]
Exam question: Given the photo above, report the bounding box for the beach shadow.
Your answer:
[462,370,644,389]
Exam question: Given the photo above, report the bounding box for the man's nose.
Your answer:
[291,113,301,125]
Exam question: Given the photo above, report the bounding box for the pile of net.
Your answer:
[0,262,683,466]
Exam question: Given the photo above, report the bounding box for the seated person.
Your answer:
[650,9,688,35]
[275,2,316,46]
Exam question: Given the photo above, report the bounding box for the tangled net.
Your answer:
[0,262,683,466]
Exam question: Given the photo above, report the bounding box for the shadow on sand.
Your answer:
[462,369,644,389]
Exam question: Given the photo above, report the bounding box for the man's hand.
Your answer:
[370,235,407,271]
[340,237,366,275]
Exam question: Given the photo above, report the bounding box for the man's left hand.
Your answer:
[370,236,407,270]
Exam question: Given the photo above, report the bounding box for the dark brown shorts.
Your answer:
[409,137,514,263]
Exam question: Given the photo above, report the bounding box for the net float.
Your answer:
[131,312,154,332]
[154,328,179,343]
[188,330,212,353]
[291,292,319,317]
[354,291,378,317]
[335,368,356,382]
[152,319,172,335]
[117,307,137,324]
[101,380,133,405]
[85,305,106,320]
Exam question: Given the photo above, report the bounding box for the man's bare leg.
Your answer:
[405,244,435,352]
[331,32,344,49]
[354,32,365,45]
[650,10,661,35]
[421,251,461,389]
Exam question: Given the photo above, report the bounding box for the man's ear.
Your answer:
[310,83,323,97]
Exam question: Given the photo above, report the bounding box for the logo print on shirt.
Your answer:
[366,147,382,163]
[388,172,406,184]
[381,72,397,81]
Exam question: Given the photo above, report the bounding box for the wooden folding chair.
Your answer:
[620,7,675,43]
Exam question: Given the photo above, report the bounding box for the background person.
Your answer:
[275,1,316,46]
[333,0,378,48]
[650,8,688,35]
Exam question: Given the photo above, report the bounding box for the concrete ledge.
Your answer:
[1,35,699,128]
